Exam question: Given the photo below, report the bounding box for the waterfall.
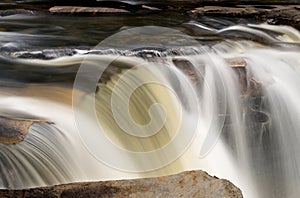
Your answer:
[0,123,78,188]
[0,23,300,198]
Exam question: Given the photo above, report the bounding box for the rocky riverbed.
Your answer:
[1,0,300,28]
[1,1,300,197]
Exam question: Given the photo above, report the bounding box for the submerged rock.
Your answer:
[0,170,243,197]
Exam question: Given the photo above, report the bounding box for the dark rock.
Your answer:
[0,9,39,16]
[2,0,300,15]
[189,5,300,30]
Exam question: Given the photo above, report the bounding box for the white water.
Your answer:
[0,24,300,198]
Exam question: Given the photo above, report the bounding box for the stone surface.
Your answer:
[0,170,243,197]
[2,1,300,15]
[0,9,39,16]
[189,5,300,29]
[0,116,48,145]
[49,6,130,15]
[225,58,247,68]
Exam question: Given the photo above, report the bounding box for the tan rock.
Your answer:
[225,57,247,68]
[0,170,243,197]
[0,116,47,145]
[49,6,130,14]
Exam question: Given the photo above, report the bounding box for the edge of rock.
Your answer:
[0,170,243,198]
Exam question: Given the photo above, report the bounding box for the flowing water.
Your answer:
[1,11,300,198]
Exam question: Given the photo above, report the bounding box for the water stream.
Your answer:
[1,11,300,198]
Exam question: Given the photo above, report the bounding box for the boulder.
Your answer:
[0,170,243,198]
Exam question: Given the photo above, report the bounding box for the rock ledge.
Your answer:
[0,170,243,197]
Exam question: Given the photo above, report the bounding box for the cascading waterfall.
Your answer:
[0,23,300,198]
[0,123,78,188]
[244,50,300,198]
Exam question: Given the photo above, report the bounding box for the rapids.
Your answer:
[0,21,300,198]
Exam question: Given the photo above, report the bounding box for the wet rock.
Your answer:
[2,0,300,16]
[0,116,47,145]
[223,57,248,95]
[247,77,263,97]
[225,57,247,68]
[0,1,161,16]
[0,9,39,16]
[49,6,130,15]
[0,170,243,198]
[48,5,162,16]
[13,49,77,60]
[141,5,162,11]
[189,5,300,30]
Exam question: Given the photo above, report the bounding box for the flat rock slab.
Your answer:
[49,6,130,14]
[0,170,243,197]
